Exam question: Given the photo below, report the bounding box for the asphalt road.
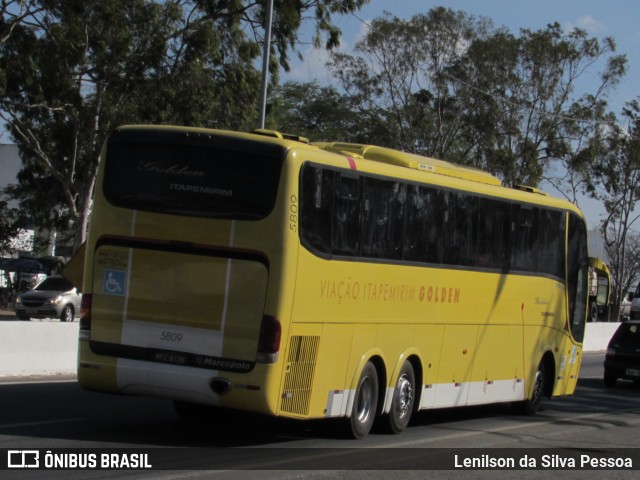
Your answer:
[1,352,639,479]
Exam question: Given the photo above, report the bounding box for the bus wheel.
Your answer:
[386,361,415,434]
[514,361,546,415]
[348,362,379,439]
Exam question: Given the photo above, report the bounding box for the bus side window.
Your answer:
[477,198,510,270]
[404,186,443,263]
[567,213,588,342]
[538,209,565,278]
[510,205,540,273]
[404,186,425,262]
[443,191,477,267]
[333,173,361,256]
[442,191,455,264]
[455,193,478,267]
[300,166,334,254]
[362,178,406,260]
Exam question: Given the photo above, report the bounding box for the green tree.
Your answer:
[269,81,371,142]
[0,1,42,44]
[0,0,367,251]
[604,230,640,321]
[327,9,625,188]
[454,23,626,186]
[1,1,186,251]
[329,8,491,158]
[194,0,368,73]
[591,100,640,319]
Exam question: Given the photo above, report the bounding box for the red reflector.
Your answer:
[257,315,281,354]
[80,294,92,331]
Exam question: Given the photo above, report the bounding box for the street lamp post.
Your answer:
[258,0,274,129]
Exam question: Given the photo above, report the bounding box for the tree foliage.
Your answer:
[456,23,626,186]
[592,100,640,314]
[194,0,368,72]
[328,8,492,158]
[328,8,626,187]
[0,0,42,44]
[0,0,367,252]
[270,81,371,142]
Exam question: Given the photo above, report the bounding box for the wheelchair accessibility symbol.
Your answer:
[103,269,126,296]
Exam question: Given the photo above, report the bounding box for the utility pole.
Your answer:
[258,0,274,129]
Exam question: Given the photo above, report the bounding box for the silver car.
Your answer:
[14,275,82,322]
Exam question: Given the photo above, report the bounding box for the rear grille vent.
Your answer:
[280,335,320,416]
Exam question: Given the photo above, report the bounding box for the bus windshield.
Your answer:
[104,130,287,220]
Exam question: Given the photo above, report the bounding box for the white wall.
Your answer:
[0,322,78,377]
[582,322,619,353]
[0,321,619,378]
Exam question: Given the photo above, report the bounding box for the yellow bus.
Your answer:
[77,125,589,438]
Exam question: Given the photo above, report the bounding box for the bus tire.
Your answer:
[348,361,378,439]
[514,361,546,415]
[386,361,415,434]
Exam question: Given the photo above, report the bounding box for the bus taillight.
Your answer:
[79,294,92,340]
[257,315,281,364]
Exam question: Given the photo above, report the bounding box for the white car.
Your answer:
[620,292,632,320]
[14,276,82,322]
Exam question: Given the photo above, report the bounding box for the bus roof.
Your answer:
[589,257,610,276]
[314,142,502,187]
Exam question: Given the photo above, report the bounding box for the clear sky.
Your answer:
[286,0,640,229]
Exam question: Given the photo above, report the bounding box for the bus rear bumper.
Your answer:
[77,340,279,415]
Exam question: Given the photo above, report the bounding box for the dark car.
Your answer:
[604,321,640,387]
[14,275,81,322]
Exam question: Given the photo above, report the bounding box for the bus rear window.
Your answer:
[103,130,287,220]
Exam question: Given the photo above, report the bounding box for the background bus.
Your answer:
[588,258,610,322]
[77,126,589,438]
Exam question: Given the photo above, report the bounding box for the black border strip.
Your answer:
[89,341,255,373]
[2,448,639,470]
